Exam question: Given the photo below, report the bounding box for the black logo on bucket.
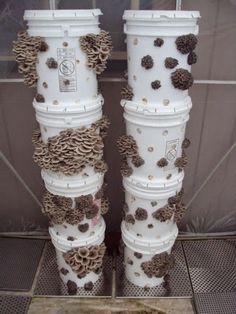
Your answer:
[57,48,77,92]
[165,139,179,168]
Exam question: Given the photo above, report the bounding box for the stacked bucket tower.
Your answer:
[12,8,201,292]
[13,9,112,294]
[118,11,200,287]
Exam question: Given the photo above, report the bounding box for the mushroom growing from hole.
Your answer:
[141,55,154,69]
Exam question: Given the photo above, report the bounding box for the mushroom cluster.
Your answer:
[121,84,134,101]
[32,125,106,175]
[157,158,168,168]
[125,214,135,225]
[152,205,174,222]
[63,243,106,278]
[117,135,138,158]
[80,30,112,75]
[151,80,161,90]
[135,207,148,221]
[141,55,154,69]
[92,115,110,138]
[42,191,103,225]
[175,33,198,54]
[175,151,188,171]
[141,252,175,278]
[95,182,107,200]
[12,31,48,87]
[171,68,193,90]
[154,38,164,47]
[165,57,178,69]
[120,157,133,177]
[117,135,144,172]
[101,198,109,215]
[42,191,73,224]
[152,188,186,223]
[182,138,191,149]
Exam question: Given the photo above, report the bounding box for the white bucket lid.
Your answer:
[121,96,192,116]
[123,172,183,200]
[24,9,102,37]
[122,97,191,127]
[41,169,104,197]
[121,221,178,254]
[33,94,104,114]
[24,9,102,21]
[34,96,103,128]
[123,10,200,37]
[123,10,200,21]
[123,171,184,199]
[50,217,105,252]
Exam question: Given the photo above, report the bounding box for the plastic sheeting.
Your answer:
[0,0,236,233]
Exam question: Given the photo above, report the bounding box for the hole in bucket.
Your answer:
[162,130,168,136]
[163,99,170,106]
[131,196,136,203]
[151,201,157,207]
[133,38,138,45]
[136,128,142,134]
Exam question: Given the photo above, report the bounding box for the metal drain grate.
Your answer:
[0,238,45,291]
[183,240,236,293]
[34,241,113,297]
[0,295,31,314]
[183,240,236,269]
[115,241,192,297]
[194,292,236,314]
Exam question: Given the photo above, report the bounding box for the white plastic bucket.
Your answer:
[122,98,191,183]
[41,169,104,197]
[121,221,177,287]
[123,10,200,106]
[50,183,103,239]
[49,217,105,288]
[53,212,102,240]
[123,175,182,240]
[24,10,102,105]
[34,94,103,142]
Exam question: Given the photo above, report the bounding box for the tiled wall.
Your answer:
[0,0,236,233]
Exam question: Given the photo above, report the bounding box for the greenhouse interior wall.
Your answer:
[0,0,236,235]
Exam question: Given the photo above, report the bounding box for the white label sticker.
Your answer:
[165,139,179,168]
[57,48,77,92]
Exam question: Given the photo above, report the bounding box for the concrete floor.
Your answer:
[1,237,236,314]
[28,297,195,314]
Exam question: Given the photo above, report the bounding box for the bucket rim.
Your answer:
[50,217,105,252]
[124,171,184,191]
[121,96,192,116]
[121,221,178,254]
[33,94,104,114]
[24,9,102,21]
[123,10,200,21]
[41,169,103,189]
